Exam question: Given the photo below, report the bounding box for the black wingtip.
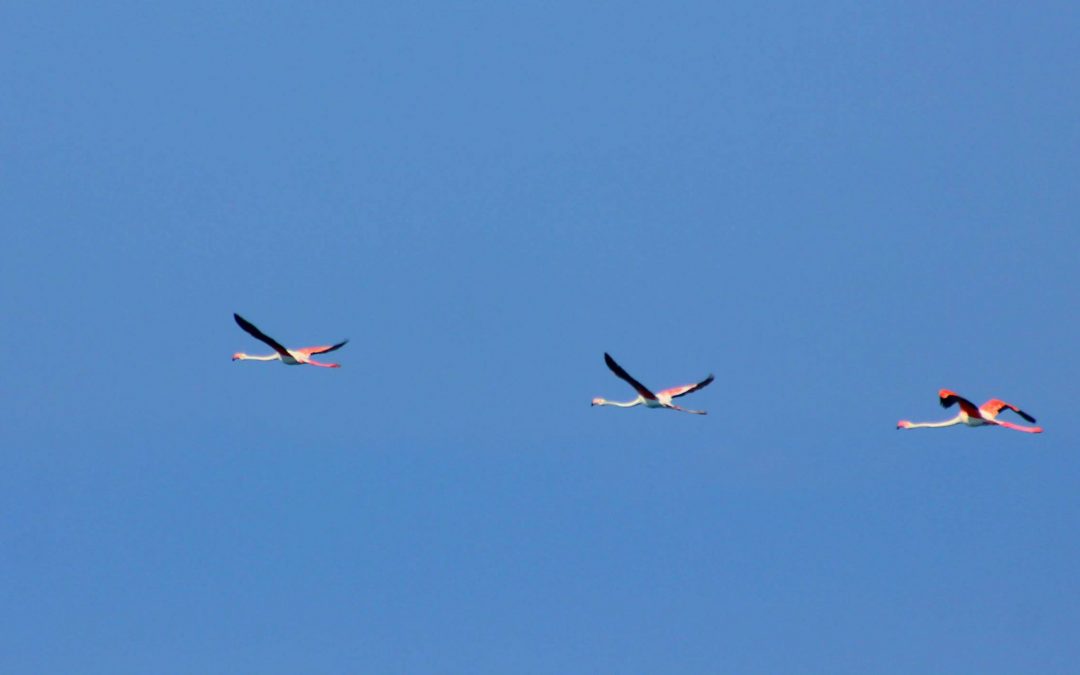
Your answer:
[1018,410,1037,423]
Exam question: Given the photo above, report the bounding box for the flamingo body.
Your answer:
[232,313,348,368]
[592,353,713,415]
[897,389,1042,433]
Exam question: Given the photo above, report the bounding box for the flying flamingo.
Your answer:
[897,389,1042,433]
[591,352,714,415]
[232,313,348,368]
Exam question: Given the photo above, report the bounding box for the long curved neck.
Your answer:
[598,398,643,408]
[237,353,280,361]
[906,416,963,429]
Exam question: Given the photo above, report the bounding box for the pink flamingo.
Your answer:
[592,353,713,415]
[897,389,1042,433]
[232,313,348,368]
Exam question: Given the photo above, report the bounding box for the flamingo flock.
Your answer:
[230,314,1044,434]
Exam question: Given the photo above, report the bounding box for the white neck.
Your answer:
[596,398,643,408]
[905,416,963,429]
[236,353,280,362]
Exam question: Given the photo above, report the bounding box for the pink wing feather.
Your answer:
[980,398,1037,423]
[659,374,715,399]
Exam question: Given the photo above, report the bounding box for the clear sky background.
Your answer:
[2,2,1079,672]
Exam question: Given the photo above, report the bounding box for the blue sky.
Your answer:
[2,2,1079,672]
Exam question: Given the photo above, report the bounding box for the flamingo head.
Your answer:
[591,397,605,406]
[896,420,912,429]
[232,352,246,361]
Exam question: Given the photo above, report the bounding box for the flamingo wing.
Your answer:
[234,313,292,358]
[604,353,657,400]
[296,339,349,356]
[938,389,981,417]
[659,374,715,399]
[980,398,1037,423]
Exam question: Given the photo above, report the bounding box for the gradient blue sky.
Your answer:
[3,2,1079,672]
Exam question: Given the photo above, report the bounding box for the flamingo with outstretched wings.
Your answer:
[592,353,713,415]
[232,313,348,368]
[897,389,1042,433]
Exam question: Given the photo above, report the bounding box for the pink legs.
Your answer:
[992,419,1043,433]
